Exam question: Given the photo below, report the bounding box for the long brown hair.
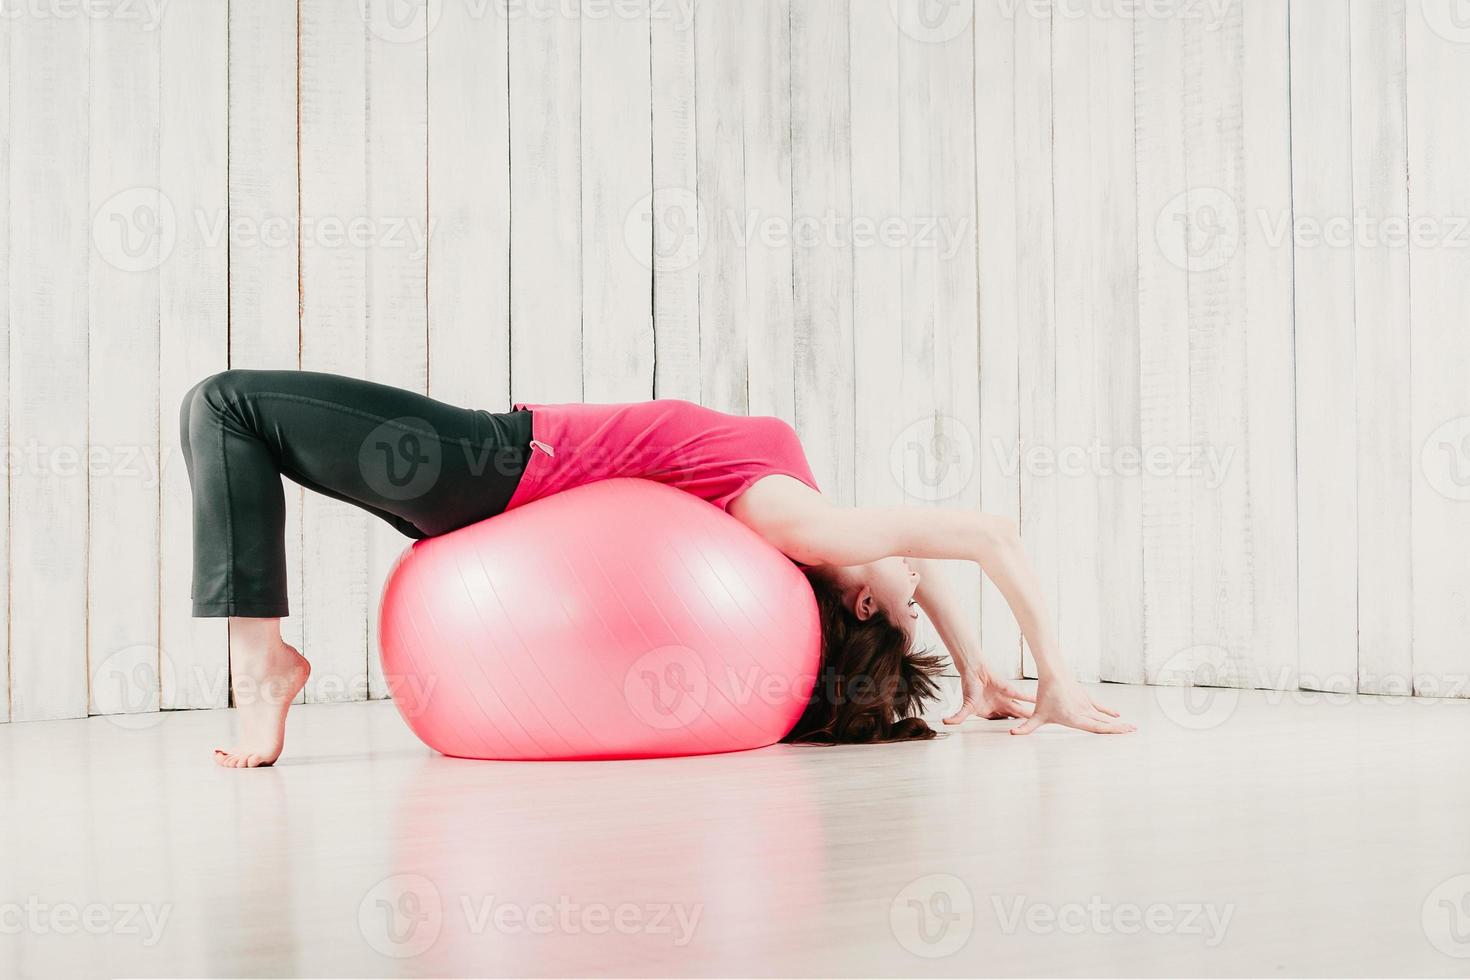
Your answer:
[782,565,946,745]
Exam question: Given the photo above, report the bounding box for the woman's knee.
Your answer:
[196,369,265,406]
[179,376,210,454]
[180,370,262,447]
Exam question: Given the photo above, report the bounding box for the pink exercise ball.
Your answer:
[377,478,822,760]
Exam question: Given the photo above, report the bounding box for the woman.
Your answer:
[181,369,1133,768]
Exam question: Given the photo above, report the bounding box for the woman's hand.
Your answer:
[1009,675,1135,735]
[944,675,1036,725]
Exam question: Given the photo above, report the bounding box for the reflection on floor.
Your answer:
[1,681,1467,977]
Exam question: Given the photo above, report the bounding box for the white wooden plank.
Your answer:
[1350,0,1412,695]
[891,6,981,670]
[736,0,794,420]
[0,13,9,728]
[364,9,429,701]
[1134,9,1194,684]
[581,0,654,401]
[898,8,944,670]
[1407,1,1470,698]
[1051,10,1102,684]
[1240,0,1299,694]
[649,0,700,402]
[791,0,855,504]
[0,13,10,723]
[693,0,748,414]
[160,0,230,711]
[1289,0,1358,693]
[1182,5,1254,692]
[1090,10,1143,685]
[300,0,371,703]
[225,0,305,681]
[1012,6,1056,678]
[9,14,90,721]
[427,0,511,410]
[849,1,904,518]
[923,9,982,675]
[696,0,794,418]
[509,3,583,403]
[87,12,161,718]
[973,2,1022,679]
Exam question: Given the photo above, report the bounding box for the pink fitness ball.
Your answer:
[378,478,822,760]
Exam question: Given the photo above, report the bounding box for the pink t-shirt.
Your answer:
[503,399,822,513]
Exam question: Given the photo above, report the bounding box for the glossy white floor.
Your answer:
[1,681,1467,978]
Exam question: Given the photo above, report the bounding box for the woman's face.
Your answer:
[829,556,921,636]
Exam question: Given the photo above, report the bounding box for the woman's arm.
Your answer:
[730,476,1134,734]
[733,477,1065,679]
[910,556,1036,725]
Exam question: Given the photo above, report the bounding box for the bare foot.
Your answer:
[214,640,310,769]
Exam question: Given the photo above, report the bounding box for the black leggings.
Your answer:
[179,369,532,618]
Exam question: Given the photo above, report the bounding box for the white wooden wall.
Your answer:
[1,0,1467,723]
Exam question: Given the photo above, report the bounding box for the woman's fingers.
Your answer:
[1092,701,1121,718]
[1007,689,1038,704]
[1009,714,1045,736]
[1008,700,1035,719]
[1085,705,1131,727]
[1082,716,1135,734]
[943,702,976,726]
